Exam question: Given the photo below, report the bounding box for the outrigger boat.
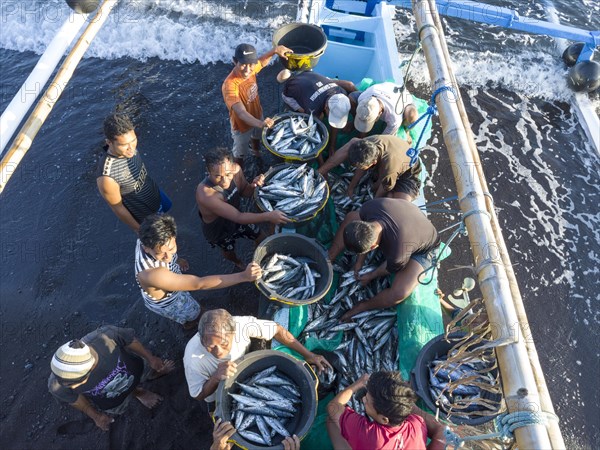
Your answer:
[272,0,598,448]
[1,1,597,449]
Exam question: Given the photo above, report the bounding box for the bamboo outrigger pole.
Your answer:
[0,0,119,194]
[411,0,559,448]
[426,2,566,448]
[0,12,89,155]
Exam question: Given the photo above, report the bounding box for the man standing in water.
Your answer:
[222,42,292,168]
[48,325,174,431]
[135,214,261,328]
[97,113,171,232]
[196,147,289,269]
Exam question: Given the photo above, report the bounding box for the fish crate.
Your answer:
[411,333,503,426]
[214,350,318,450]
[255,162,330,223]
[253,233,333,306]
[262,112,329,162]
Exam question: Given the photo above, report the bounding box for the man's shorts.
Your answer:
[157,189,172,213]
[410,246,437,271]
[391,159,422,199]
[208,224,261,252]
[231,126,262,158]
[144,291,201,325]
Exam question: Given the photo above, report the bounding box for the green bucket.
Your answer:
[253,233,333,306]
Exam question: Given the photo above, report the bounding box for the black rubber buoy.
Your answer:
[567,60,600,93]
[562,42,585,67]
[65,0,100,14]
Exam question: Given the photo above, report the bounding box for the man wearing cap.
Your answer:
[222,43,292,168]
[183,309,332,412]
[318,134,422,201]
[48,325,174,431]
[278,69,356,156]
[354,82,418,138]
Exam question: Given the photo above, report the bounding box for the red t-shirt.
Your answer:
[340,407,428,450]
[222,62,264,133]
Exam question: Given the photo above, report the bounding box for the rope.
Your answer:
[443,411,559,449]
[416,195,459,209]
[405,85,455,166]
[418,220,466,285]
[399,41,422,99]
[418,23,438,41]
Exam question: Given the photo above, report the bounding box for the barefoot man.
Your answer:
[135,214,261,328]
[196,148,289,269]
[48,325,175,431]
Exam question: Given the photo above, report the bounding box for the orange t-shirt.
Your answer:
[222,62,264,133]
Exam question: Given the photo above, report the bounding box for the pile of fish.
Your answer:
[259,253,321,300]
[301,252,399,415]
[256,163,328,221]
[327,169,374,222]
[229,365,302,446]
[265,113,326,158]
[428,353,501,419]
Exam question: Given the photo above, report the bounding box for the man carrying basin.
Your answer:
[318,134,422,201]
[196,147,290,270]
[328,198,439,321]
[277,69,357,157]
[223,42,292,169]
[183,308,332,412]
[135,214,261,328]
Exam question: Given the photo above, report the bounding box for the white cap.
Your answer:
[354,96,381,133]
[327,94,351,129]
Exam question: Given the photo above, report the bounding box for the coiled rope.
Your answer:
[443,411,560,449]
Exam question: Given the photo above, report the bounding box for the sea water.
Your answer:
[0,0,598,448]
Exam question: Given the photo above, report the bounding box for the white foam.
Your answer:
[0,0,292,64]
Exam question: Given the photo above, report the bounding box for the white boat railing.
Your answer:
[0,0,119,194]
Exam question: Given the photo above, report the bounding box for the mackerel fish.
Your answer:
[259,253,321,300]
[327,169,374,222]
[256,163,328,221]
[229,365,301,446]
[300,251,400,415]
[428,352,502,419]
[265,113,325,158]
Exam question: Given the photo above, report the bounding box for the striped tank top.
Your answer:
[134,239,185,310]
[97,149,161,223]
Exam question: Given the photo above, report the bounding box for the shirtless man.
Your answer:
[135,213,261,327]
[196,147,289,269]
